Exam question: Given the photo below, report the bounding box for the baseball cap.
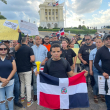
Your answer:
[102,34,110,41]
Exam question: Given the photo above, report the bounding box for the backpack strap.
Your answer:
[60,57,67,69]
[47,58,52,71]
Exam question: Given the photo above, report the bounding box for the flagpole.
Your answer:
[65,0,66,28]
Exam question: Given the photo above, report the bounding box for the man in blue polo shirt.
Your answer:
[31,35,48,101]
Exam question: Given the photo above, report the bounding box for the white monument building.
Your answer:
[39,0,64,28]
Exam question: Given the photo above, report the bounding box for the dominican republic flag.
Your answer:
[56,32,60,39]
[37,71,89,109]
[60,28,65,35]
[53,1,59,7]
[56,1,59,6]
[40,66,44,72]
[48,2,52,6]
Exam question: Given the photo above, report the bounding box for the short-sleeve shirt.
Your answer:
[78,44,96,65]
[0,56,14,82]
[43,44,51,52]
[44,59,71,78]
[62,48,76,66]
[31,44,48,65]
[15,44,34,73]
[89,48,102,67]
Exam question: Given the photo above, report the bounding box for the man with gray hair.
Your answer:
[31,35,48,101]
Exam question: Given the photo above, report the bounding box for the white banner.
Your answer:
[20,20,39,36]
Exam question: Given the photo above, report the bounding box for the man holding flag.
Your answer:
[35,43,89,110]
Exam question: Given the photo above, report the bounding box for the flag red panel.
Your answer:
[40,92,60,109]
[69,71,86,86]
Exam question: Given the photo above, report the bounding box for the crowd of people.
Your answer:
[0,29,110,110]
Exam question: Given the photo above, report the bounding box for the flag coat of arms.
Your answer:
[37,71,89,109]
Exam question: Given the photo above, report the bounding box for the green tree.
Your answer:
[0,0,7,19]
[0,0,7,4]
[0,15,6,19]
[0,12,6,19]
[81,25,86,30]
[78,25,81,29]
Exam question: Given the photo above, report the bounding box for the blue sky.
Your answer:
[0,0,110,29]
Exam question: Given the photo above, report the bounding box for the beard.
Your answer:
[86,42,91,45]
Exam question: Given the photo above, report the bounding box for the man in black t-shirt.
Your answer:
[78,35,96,85]
[16,37,35,107]
[35,43,88,110]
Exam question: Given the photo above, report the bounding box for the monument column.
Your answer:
[40,9,42,21]
[58,8,59,20]
[55,9,56,21]
[61,9,63,20]
[51,9,52,21]
[47,9,49,21]
[43,8,45,21]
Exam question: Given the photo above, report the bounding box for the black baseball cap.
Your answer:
[102,34,110,41]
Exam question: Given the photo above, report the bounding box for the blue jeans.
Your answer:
[0,83,14,110]
[33,71,37,95]
[105,95,110,110]
[93,67,102,96]
[33,66,44,95]
[81,64,90,84]
[14,72,20,103]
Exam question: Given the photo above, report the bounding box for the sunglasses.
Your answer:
[85,39,90,41]
[0,48,7,51]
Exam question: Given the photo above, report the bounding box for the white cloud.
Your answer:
[27,1,32,4]
[0,0,45,26]
[108,2,110,6]
[85,9,110,28]
[99,10,104,14]
[72,0,102,14]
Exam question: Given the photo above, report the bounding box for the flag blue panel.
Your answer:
[40,72,59,86]
[69,93,89,109]
[60,28,63,31]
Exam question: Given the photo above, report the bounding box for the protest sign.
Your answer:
[0,20,19,40]
[98,75,110,95]
[72,48,81,64]
[20,20,39,36]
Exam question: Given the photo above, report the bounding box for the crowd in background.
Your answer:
[0,29,110,110]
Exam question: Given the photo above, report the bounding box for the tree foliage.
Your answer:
[0,15,6,19]
[0,0,7,4]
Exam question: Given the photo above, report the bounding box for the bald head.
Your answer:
[35,36,41,45]
[13,40,17,47]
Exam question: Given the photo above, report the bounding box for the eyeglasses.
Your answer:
[0,48,7,51]
[85,39,90,41]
